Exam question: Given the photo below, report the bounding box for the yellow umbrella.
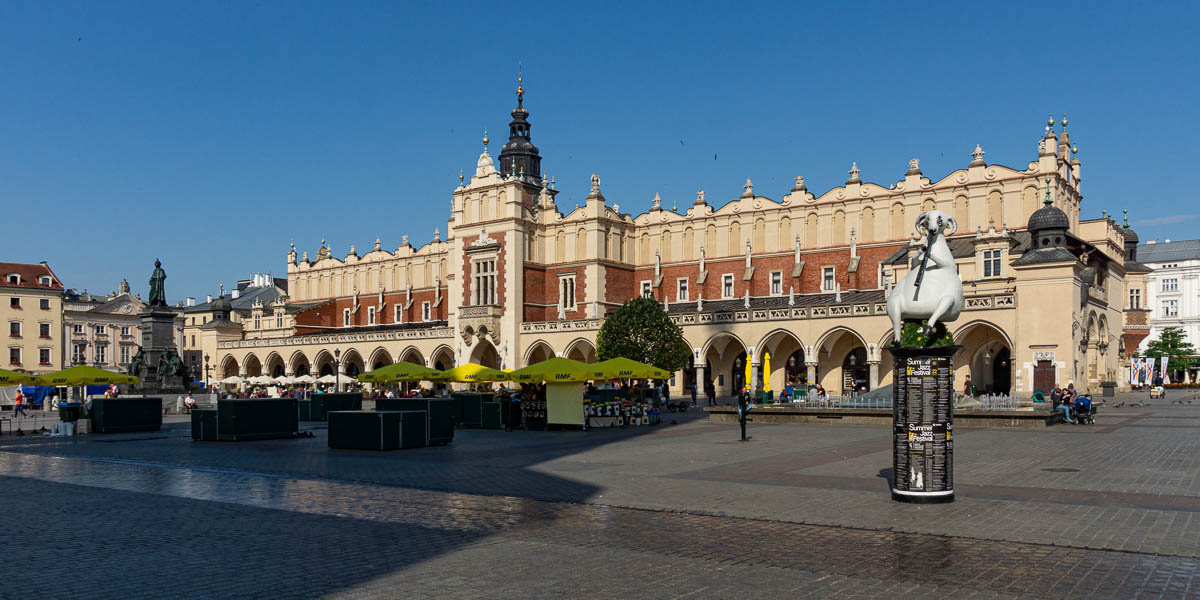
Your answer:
[0,369,32,385]
[763,352,772,392]
[438,363,509,383]
[32,365,138,386]
[744,357,752,392]
[589,357,669,380]
[357,361,443,383]
[509,357,593,383]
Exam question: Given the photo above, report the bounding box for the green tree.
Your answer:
[596,296,691,373]
[1144,326,1198,367]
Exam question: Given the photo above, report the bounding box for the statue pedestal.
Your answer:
[133,308,187,395]
[890,345,959,504]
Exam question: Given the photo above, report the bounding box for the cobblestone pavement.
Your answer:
[0,392,1197,598]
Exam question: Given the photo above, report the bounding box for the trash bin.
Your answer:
[1100,381,1117,398]
[58,403,82,423]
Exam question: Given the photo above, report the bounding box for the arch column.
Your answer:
[806,361,817,386]
[693,347,706,397]
[868,360,880,389]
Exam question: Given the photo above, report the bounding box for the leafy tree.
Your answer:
[1144,326,1197,367]
[596,296,691,373]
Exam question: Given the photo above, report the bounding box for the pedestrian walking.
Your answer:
[13,389,27,418]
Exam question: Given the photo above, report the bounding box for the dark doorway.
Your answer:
[272,364,285,377]
[991,348,1011,394]
[319,363,333,377]
[842,347,868,395]
[785,349,807,384]
[732,352,747,394]
[683,356,696,394]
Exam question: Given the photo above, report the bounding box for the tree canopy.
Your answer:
[1144,326,1197,365]
[596,296,691,373]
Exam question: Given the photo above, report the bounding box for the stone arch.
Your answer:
[524,340,556,366]
[216,355,239,381]
[313,350,335,377]
[263,352,286,378]
[339,349,365,379]
[398,346,425,367]
[288,351,310,376]
[368,347,393,372]
[922,197,936,213]
[468,339,502,369]
[429,344,455,371]
[953,320,1015,395]
[701,331,750,396]
[563,337,597,363]
[241,353,263,377]
[757,328,806,391]
[815,326,870,394]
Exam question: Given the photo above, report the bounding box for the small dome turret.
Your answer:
[1027,176,1069,249]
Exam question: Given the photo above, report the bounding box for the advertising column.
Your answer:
[890,345,958,503]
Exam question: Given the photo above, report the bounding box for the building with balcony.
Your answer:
[1,261,63,378]
[62,279,184,372]
[1136,238,1200,357]
[205,85,1142,396]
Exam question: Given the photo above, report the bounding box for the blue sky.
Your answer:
[1,1,1196,301]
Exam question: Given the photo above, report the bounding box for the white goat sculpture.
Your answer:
[886,210,964,343]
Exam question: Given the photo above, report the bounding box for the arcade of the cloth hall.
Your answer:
[206,85,1148,398]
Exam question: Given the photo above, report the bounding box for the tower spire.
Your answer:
[516,61,524,107]
[1043,175,1053,206]
[498,64,541,182]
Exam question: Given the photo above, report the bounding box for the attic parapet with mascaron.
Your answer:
[285,231,451,304]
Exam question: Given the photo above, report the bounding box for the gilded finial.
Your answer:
[1047,114,1055,128]
[321,238,326,247]
[1061,114,1068,128]
[1072,144,1078,155]
[458,169,464,184]
[516,61,524,105]
[482,128,489,148]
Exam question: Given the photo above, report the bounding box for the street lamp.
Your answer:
[204,353,211,390]
[333,348,341,392]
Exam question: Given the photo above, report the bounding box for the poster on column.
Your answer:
[892,350,954,503]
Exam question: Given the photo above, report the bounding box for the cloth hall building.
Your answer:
[208,87,1146,397]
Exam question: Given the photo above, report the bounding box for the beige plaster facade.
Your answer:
[207,94,1141,397]
[2,262,64,378]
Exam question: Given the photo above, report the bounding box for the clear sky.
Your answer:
[2,1,1196,301]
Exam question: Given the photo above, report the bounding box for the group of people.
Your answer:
[1049,383,1091,424]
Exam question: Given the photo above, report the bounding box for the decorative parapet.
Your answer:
[460,305,502,319]
[520,318,605,334]
[217,326,453,349]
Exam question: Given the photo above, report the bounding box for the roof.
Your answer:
[0,262,62,290]
[1009,247,1078,266]
[882,231,1032,266]
[1137,239,1200,264]
[293,320,449,338]
[185,284,285,313]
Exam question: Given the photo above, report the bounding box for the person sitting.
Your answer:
[183,393,197,413]
[1051,389,1075,424]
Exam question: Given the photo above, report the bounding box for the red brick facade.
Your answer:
[522,264,589,321]
[293,288,444,334]
[460,234,507,310]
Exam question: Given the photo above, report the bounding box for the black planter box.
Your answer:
[328,410,427,450]
[453,392,491,428]
[482,402,503,429]
[216,399,299,441]
[191,409,217,441]
[300,393,363,421]
[375,398,456,445]
[89,397,163,433]
[58,403,83,423]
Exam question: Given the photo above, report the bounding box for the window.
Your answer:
[253,316,261,329]
[395,305,404,323]
[72,344,86,364]
[560,276,577,310]
[822,267,835,291]
[9,348,20,365]
[1163,299,1179,318]
[39,298,50,310]
[9,297,19,309]
[343,308,351,327]
[6,274,18,285]
[641,281,652,298]
[722,274,735,298]
[39,323,49,338]
[39,348,51,365]
[190,335,195,347]
[39,276,51,286]
[9,322,19,337]
[421,302,431,321]
[367,307,376,325]
[95,325,106,335]
[95,344,108,364]
[983,249,1002,278]
[676,278,688,302]
[1162,278,1179,292]
[276,317,282,328]
[72,324,83,334]
[770,272,783,295]
[1129,289,1142,310]
[120,345,131,364]
[472,259,498,305]
[121,326,130,336]
[190,317,195,326]
[202,316,207,324]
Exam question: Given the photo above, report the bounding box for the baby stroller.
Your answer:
[1073,395,1096,425]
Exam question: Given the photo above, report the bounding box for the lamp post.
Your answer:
[333,348,341,393]
[204,353,211,390]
